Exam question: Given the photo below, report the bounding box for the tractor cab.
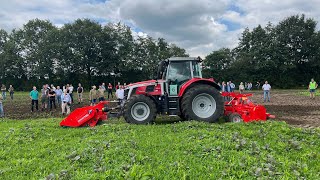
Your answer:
[157,57,203,96]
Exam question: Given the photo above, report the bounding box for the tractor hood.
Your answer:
[128,80,157,87]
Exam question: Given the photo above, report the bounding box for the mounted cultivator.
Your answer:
[60,57,275,127]
[222,92,275,123]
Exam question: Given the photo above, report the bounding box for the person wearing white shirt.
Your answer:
[116,85,125,105]
[262,81,271,102]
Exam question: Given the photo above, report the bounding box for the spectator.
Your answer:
[30,86,39,112]
[221,81,226,92]
[48,88,56,111]
[1,84,6,100]
[256,81,261,90]
[248,82,252,90]
[116,82,120,90]
[40,85,49,111]
[50,84,56,91]
[101,83,106,91]
[229,81,235,92]
[77,83,84,104]
[89,85,98,106]
[8,85,14,100]
[308,78,318,100]
[239,82,245,94]
[55,86,63,107]
[116,85,125,105]
[61,90,72,115]
[245,82,248,90]
[262,81,271,102]
[124,83,127,89]
[0,93,4,117]
[69,84,74,103]
[107,83,113,99]
[226,81,231,92]
[98,85,105,102]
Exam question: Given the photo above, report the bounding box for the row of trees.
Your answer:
[203,15,320,88]
[0,19,188,90]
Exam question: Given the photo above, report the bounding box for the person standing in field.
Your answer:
[116,82,120,90]
[77,83,84,104]
[1,84,6,100]
[116,85,125,105]
[107,83,113,99]
[69,84,74,103]
[262,81,271,102]
[55,86,63,107]
[48,88,56,111]
[8,85,14,100]
[61,90,72,115]
[89,85,98,106]
[97,85,105,102]
[30,86,39,112]
[239,82,245,94]
[308,78,318,100]
[229,81,235,92]
[40,85,49,111]
[0,93,4,117]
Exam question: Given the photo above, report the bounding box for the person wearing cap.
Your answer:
[239,82,245,94]
[89,85,98,106]
[262,81,271,102]
[308,78,318,100]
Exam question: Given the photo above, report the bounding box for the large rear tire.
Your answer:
[181,85,223,123]
[123,95,157,124]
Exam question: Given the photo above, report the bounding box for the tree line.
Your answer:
[203,15,320,88]
[0,19,188,90]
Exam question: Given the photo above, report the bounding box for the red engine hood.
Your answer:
[128,80,157,87]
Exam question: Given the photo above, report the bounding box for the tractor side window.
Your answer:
[192,61,202,78]
[167,61,191,84]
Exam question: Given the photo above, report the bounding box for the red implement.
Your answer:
[60,101,108,127]
[222,92,275,123]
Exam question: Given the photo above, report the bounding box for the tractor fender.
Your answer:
[178,78,221,97]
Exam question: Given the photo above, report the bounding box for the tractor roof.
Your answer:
[168,57,202,62]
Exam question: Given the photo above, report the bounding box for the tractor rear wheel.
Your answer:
[229,113,243,123]
[124,95,157,124]
[181,85,223,123]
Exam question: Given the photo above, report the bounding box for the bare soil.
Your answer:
[250,90,320,128]
[2,90,320,128]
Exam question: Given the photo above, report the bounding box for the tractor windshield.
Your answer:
[167,61,192,83]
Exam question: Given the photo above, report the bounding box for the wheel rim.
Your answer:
[131,102,150,121]
[232,115,242,123]
[192,93,216,119]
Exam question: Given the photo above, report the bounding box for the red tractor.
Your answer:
[60,57,224,126]
[121,57,224,124]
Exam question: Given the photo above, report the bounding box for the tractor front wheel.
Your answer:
[181,85,223,123]
[123,95,157,124]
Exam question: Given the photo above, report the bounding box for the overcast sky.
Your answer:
[1,0,320,57]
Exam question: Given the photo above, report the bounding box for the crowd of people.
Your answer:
[27,82,127,115]
[218,81,272,102]
[0,78,318,118]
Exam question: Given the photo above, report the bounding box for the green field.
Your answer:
[0,118,319,179]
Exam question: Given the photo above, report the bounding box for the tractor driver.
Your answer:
[168,62,191,85]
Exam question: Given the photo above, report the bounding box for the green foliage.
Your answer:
[0,119,319,179]
[205,14,320,88]
[0,19,188,90]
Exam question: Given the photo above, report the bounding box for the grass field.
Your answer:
[0,118,319,179]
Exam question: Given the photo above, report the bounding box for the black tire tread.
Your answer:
[123,95,157,124]
[181,84,224,123]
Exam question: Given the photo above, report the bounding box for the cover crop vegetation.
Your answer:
[0,118,319,179]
